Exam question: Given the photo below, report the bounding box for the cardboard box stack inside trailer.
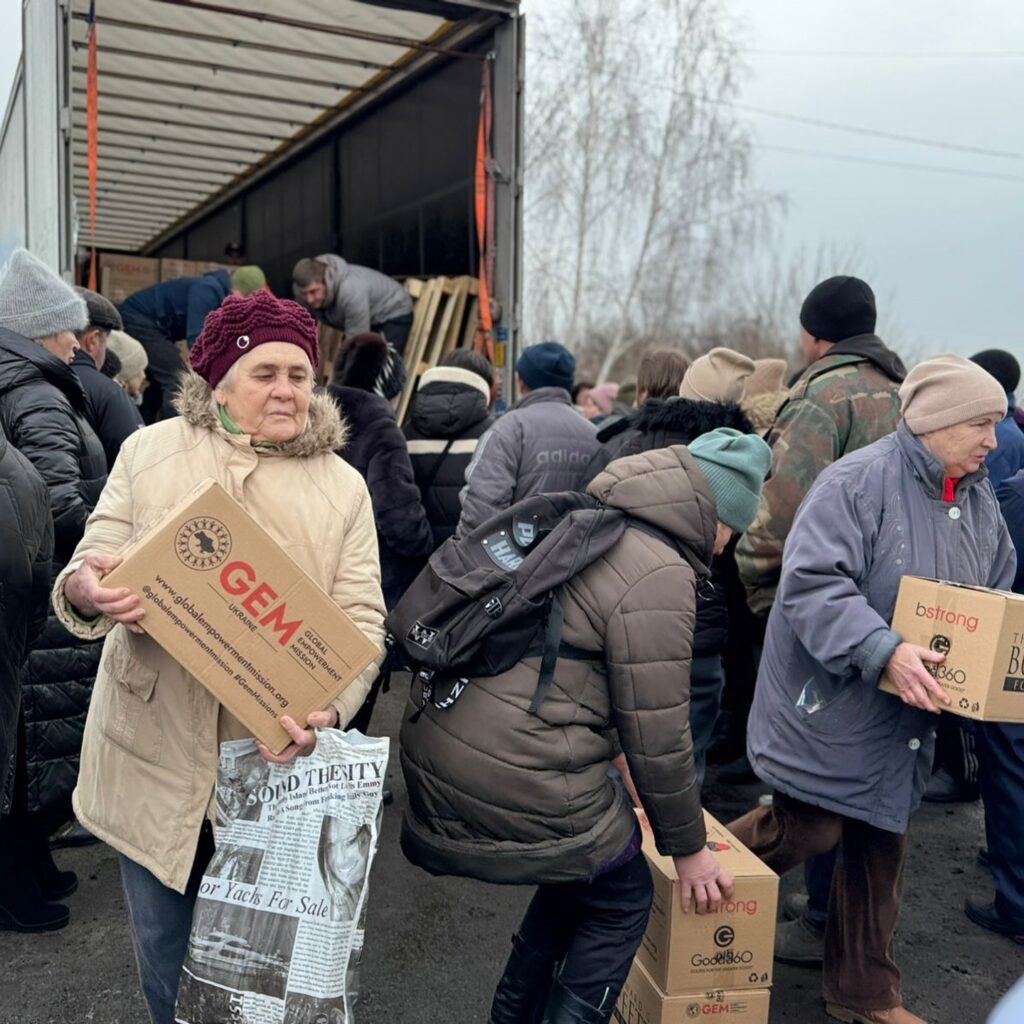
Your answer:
[615,811,778,1024]
[98,254,160,304]
[883,576,1024,722]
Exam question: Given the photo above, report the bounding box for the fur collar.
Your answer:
[634,397,754,437]
[174,371,348,457]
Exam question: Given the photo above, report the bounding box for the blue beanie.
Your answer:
[516,341,575,393]
[688,427,771,533]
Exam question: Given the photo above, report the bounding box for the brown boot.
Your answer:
[826,1005,929,1024]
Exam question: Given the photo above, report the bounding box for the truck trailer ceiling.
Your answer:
[69,0,517,253]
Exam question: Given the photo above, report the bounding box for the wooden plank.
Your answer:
[460,295,480,351]
[404,276,445,372]
[404,277,424,299]
[316,324,346,386]
[396,277,446,424]
[423,277,462,370]
[440,276,473,360]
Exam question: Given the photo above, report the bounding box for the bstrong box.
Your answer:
[884,576,1024,723]
[636,811,777,994]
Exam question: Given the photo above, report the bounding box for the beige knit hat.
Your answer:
[107,330,149,381]
[743,358,788,400]
[679,347,755,404]
[899,354,1007,435]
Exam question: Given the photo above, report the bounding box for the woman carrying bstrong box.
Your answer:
[730,354,1015,1024]
[53,292,386,1024]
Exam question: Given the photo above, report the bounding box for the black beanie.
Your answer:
[799,276,876,343]
[971,349,1020,395]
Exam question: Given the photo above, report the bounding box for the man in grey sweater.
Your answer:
[292,254,414,354]
[457,341,599,537]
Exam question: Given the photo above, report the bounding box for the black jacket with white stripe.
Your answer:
[403,366,494,549]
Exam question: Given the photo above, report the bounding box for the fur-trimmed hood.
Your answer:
[633,396,754,437]
[173,371,348,457]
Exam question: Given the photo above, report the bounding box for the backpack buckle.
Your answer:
[483,596,503,619]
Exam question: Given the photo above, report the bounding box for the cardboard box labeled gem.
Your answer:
[615,959,769,1024]
[159,257,200,281]
[637,811,777,994]
[99,254,160,304]
[102,480,380,753]
[883,576,1024,723]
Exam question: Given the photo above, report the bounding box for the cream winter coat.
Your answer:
[53,373,386,892]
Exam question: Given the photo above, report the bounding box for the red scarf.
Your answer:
[942,477,960,503]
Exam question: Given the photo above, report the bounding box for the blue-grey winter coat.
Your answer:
[748,421,1016,833]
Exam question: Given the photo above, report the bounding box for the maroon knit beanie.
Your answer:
[191,292,320,387]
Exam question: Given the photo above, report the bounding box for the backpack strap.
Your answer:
[416,437,455,498]
[527,594,564,716]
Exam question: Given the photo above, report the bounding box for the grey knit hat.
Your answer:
[0,249,87,339]
[689,427,772,532]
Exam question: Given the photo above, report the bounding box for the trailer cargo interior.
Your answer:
[1,0,523,384]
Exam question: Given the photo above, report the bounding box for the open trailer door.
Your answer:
[53,0,523,379]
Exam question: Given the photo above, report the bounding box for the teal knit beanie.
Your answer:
[689,427,771,532]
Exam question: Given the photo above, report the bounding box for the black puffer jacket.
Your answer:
[0,327,107,813]
[403,366,494,547]
[327,384,434,609]
[0,435,53,806]
[71,349,143,470]
[583,397,755,656]
[0,329,108,563]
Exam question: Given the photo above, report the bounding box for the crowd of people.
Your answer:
[0,244,1021,1024]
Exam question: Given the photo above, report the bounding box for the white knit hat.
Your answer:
[0,249,88,339]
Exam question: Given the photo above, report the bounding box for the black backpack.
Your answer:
[385,491,631,715]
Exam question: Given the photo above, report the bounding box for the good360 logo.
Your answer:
[175,517,232,570]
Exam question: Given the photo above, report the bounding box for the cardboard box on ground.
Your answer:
[883,576,1024,723]
[636,811,778,994]
[615,960,769,1024]
[102,480,380,754]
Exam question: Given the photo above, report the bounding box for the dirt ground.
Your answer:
[1,688,1018,1024]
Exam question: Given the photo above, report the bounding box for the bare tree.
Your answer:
[523,0,780,379]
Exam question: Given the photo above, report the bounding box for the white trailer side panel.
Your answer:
[23,0,71,273]
[0,67,26,264]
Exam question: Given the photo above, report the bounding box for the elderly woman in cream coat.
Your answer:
[54,292,385,1024]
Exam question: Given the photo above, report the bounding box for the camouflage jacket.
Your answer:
[736,349,902,616]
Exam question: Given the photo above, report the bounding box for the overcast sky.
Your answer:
[2,2,1021,359]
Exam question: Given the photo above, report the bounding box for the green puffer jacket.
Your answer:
[399,445,715,886]
[736,340,903,616]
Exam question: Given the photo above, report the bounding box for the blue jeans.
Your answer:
[690,655,725,787]
[119,825,213,1024]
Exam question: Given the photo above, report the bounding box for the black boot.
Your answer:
[27,813,78,901]
[541,979,609,1024]
[490,934,557,1024]
[0,836,69,932]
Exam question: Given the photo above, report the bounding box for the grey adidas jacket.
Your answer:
[457,388,600,536]
[297,254,413,334]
